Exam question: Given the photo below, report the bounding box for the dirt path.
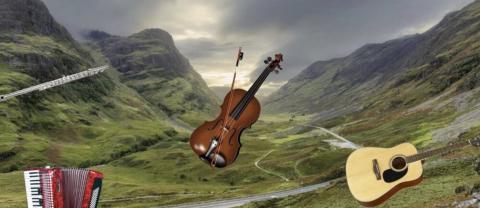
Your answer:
[254,150,290,182]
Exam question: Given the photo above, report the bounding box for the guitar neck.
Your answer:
[406,140,471,163]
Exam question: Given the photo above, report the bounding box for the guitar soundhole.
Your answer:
[383,168,408,183]
[391,156,407,172]
[383,155,409,183]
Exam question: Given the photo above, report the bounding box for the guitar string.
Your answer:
[405,140,470,163]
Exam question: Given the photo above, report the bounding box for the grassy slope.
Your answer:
[91,29,219,126]
[242,2,480,207]
[2,3,480,208]
[0,31,182,172]
[0,112,359,208]
[2,56,478,208]
[0,79,478,208]
[242,151,479,208]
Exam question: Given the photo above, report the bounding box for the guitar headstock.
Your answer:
[264,53,284,74]
[469,136,480,147]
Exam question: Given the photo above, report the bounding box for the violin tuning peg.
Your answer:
[267,57,272,62]
[278,66,283,70]
[264,60,269,64]
[274,70,279,74]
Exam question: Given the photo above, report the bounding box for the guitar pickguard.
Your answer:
[382,168,408,183]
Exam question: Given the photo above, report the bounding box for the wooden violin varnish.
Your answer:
[190,49,284,168]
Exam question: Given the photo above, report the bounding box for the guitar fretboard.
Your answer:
[406,140,470,163]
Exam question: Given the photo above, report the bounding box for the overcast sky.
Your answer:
[42,0,473,97]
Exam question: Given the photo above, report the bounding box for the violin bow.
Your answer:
[211,47,244,168]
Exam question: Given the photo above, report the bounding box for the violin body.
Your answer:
[190,89,260,168]
[190,51,283,168]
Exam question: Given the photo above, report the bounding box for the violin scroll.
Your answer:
[264,53,284,74]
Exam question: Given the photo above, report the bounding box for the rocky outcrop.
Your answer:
[0,0,73,41]
[87,29,219,121]
[0,0,93,80]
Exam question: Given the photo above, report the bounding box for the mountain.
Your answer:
[0,1,283,207]
[1,1,480,208]
[265,1,480,121]
[0,0,102,88]
[86,29,219,125]
[0,0,215,173]
[249,1,480,207]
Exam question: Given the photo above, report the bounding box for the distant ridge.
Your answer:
[265,0,480,118]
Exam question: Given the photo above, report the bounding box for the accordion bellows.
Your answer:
[24,168,103,208]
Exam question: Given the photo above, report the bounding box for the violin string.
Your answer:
[211,71,236,167]
[211,50,241,167]
[211,69,237,167]
[209,55,280,168]
[210,59,279,167]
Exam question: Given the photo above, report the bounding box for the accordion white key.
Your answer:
[24,168,103,208]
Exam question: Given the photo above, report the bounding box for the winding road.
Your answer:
[299,124,359,149]
[154,125,353,208]
[159,180,334,208]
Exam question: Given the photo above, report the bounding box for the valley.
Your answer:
[0,0,480,208]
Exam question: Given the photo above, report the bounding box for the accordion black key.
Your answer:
[24,167,103,208]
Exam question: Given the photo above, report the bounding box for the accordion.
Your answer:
[24,167,103,208]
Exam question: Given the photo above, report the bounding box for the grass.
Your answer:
[2,8,480,208]
[1,91,479,208]
[0,113,353,207]
[242,152,480,208]
[0,34,83,60]
[90,29,220,127]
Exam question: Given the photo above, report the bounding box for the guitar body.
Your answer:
[346,143,423,207]
[190,89,260,168]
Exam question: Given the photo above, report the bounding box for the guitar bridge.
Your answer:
[373,159,382,180]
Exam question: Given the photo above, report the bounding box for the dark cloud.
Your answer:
[41,0,474,93]
[229,0,474,82]
[42,0,175,38]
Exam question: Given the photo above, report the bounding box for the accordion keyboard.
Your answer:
[23,168,103,208]
[24,170,44,208]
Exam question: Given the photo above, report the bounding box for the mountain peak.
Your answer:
[84,30,112,41]
[131,28,174,44]
[0,0,73,41]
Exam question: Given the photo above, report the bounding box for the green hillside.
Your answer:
[265,0,480,118]
[1,0,480,207]
[86,29,219,126]
[252,1,480,207]
[0,0,314,207]
[0,0,185,173]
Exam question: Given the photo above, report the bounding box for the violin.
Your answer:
[190,50,284,168]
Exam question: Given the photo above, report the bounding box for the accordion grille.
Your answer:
[41,170,55,208]
[62,169,88,208]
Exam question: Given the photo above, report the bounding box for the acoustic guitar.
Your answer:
[346,137,480,207]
